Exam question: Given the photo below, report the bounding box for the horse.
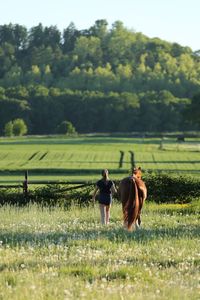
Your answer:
[118,167,147,231]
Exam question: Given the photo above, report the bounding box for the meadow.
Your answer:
[0,135,199,299]
[0,135,199,184]
[0,202,199,300]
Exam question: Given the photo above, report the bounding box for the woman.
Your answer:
[92,169,117,225]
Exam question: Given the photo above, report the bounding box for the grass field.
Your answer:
[0,202,199,300]
[0,135,199,184]
[0,136,199,299]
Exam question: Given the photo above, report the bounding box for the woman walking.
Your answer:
[92,169,117,225]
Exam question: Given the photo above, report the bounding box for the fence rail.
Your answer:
[0,171,96,197]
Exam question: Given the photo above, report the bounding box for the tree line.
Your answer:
[1,86,198,134]
[0,20,200,134]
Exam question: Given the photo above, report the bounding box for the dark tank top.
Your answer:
[96,179,114,205]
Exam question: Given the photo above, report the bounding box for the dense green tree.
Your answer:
[0,42,16,78]
[24,65,41,84]
[89,19,108,39]
[0,21,199,133]
[106,21,136,66]
[73,36,102,66]
[12,118,28,136]
[56,120,77,135]
[29,46,54,67]
[0,98,29,134]
[28,23,45,48]
[63,22,80,53]
[0,24,27,49]
[184,93,200,127]
[0,87,5,98]
[43,26,61,49]
[4,121,13,136]
[5,85,29,99]
[2,65,22,87]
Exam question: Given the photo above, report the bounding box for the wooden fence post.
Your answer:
[23,170,28,196]
[129,151,135,168]
[119,151,124,168]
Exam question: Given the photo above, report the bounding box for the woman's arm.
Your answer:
[111,182,117,194]
[92,186,99,201]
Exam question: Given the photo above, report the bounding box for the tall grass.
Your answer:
[0,202,199,299]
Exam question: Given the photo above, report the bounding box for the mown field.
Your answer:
[0,202,199,300]
[0,135,199,184]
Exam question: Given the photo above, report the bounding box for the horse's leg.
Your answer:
[122,194,129,229]
[136,191,144,229]
[135,217,141,230]
[122,205,128,229]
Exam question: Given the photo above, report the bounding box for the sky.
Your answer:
[1,0,199,51]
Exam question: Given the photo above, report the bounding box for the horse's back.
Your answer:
[119,177,133,203]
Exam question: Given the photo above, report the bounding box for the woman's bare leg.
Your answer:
[99,204,106,224]
[105,205,111,224]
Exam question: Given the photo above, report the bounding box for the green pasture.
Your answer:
[0,136,199,184]
[0,202,199,300]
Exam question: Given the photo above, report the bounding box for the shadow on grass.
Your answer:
[0,224,199,247]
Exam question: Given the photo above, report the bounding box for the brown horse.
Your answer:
[118,167,147,231]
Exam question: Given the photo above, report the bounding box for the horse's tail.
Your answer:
[123,178,139,231]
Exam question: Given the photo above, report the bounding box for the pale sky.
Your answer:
[1,0,199,51]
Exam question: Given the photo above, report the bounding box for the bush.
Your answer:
[0,184,94,207]
[4,121,13,137]
[4,119,28,137]
[143,173,200,203]
[56,120,77,135]
[0,174,199,206]
[12,118,28,136]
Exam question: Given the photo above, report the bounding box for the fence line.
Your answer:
[0,171,96,197]
[1,168,200,194]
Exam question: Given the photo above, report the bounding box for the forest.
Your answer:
[0,20,200,134]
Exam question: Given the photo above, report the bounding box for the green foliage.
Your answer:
[0,98,29,134]
[0,85,196,134]
[4,121,13,136]
[0,20,199,132]
[4,118,28,137]
[0,174,199,206]
[0,184,94,207]
[144,173,200,203]
[56,120,77,135]
[0,188,27,206]
[184,92,200,127]
[12,118,28,136]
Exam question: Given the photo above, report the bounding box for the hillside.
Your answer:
[0,20,200,134]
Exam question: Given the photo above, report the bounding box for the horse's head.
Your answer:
[132,167,142,179]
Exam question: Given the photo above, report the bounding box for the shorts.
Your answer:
[99,193,112,206]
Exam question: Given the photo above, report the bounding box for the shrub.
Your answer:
[12,118,28,136]
[0,174,199,206]
[4,121,13,137]
[143,173,200,203]
[56,120,77,135]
